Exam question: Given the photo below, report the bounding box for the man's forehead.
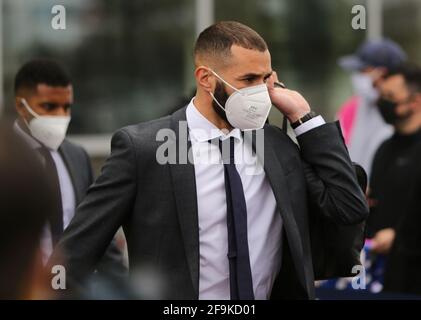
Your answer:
[227,45,272,74]
[383,74,405,90]
[380,74,409,99]
[34,84,73,99]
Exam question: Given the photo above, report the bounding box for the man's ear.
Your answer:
[15,96,26,118]
[195,66,214,93]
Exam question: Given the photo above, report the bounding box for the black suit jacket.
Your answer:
[52,107,369,299]
[54,139,127,284]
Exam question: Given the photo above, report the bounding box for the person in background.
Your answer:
[0,121,54,299]
[368,64,421,296]
[337,39,407,178]
[12,59,127,293]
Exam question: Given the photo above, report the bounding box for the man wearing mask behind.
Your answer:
[337,39,407,178]
[50,21,368,300]
[368,64,421,295]
[13,59,127,292]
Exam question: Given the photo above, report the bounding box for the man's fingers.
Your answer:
[267,71,283,90]
[267,73,276,89]
[272,71,279,82]
[372,238,390,254]
[371,238,384,252]
[371,240,379,251]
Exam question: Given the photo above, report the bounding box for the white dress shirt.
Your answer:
[14,122,76,264]
[186,99,325,300]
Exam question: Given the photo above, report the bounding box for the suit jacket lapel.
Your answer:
[59,141,82,204]
[169,107,200,298]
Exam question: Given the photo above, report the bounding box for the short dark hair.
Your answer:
[14,59,71,95]
[194,21,268,64]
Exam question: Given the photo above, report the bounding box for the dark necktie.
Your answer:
[37,146,64,246]
[211,137,255,300]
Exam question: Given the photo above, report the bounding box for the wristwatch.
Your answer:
[290,111,317,129]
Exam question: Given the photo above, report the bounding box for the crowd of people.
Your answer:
[1,21,420,300]
[331,39,421,297]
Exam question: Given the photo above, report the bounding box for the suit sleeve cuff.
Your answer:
[293,115,326,136]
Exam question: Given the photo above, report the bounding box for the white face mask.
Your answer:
[208,69,272,131]
[21,98,71,151]
[351,73,379,103]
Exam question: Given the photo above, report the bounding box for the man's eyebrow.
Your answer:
[238,71,273,79]
[39,102,59,107]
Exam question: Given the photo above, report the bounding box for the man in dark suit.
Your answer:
[51,21,368,299]
[13,59,126,289]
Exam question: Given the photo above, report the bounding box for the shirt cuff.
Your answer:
[293,115,326,136]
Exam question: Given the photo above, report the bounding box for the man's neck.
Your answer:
[193,92,233,131]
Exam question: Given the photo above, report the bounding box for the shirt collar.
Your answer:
[186,97,242,143]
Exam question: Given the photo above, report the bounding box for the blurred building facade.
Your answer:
[1,0,421,170]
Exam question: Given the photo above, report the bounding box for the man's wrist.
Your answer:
[293,115,325,136]
[286,107,311,122]
[290,111,317,129]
